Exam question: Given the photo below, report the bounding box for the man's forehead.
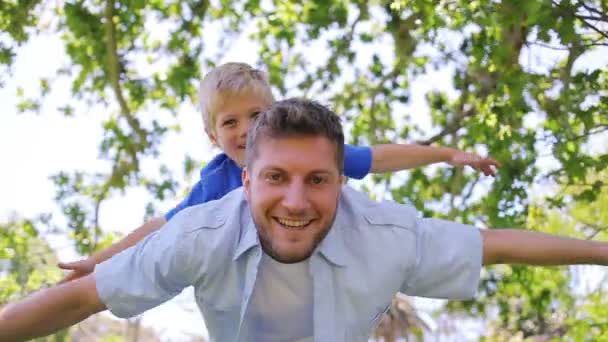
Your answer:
[253,135,339,170]
[256,135,336,154]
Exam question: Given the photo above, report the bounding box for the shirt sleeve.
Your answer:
[401,218,483,300]
[164,179,205,221]
[94,215,199,318]
[343,144,372,180]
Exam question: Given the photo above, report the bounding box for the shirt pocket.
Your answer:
[200,304,241,342]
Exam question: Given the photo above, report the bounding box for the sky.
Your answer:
[1,12,607,342]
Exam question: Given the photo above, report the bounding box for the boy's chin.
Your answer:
[230,151,246,166]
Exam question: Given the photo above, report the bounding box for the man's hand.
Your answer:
[58,258,96,284]
[0,275,106,341]
[447,151,501,176]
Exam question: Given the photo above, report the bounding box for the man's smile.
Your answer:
[273,217,314,229]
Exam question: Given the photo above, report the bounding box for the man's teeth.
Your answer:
[277,218,310,228]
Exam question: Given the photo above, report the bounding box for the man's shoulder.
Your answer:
[170,187,247,232]
[339,186,419,232]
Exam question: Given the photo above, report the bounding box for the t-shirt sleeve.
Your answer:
[164,180,205,221]
[401,218,483,300]
[343,144,372,180]
[94,215,199,318]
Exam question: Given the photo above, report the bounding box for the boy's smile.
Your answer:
[209,91,272,166]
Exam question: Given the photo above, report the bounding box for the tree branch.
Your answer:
[104,0,146,157]
[577,15,608,40]
[577,0,608,22]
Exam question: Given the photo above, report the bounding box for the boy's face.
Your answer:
[209,91,272,166]
[242,135,344,264]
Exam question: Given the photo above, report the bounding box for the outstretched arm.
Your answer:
[0,274,105,341]
[370,144,500,176]
[58,217,166,283]
[480,229,608,266]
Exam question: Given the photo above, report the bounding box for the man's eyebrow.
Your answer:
[257,167,335,175]
[258,166,285,173]
[308,170,333,175]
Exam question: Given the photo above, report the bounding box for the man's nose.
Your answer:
[282,181,310,214]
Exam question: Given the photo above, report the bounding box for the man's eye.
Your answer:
[251,111,260,119]
[310,176,326,185]
[266,173,282,183]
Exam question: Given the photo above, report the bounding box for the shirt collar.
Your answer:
[316,207,349,267]
[233,213,259,261]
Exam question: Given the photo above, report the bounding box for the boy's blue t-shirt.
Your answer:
[164,144,372,220]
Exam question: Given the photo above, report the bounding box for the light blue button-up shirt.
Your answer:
[95,186,482,342]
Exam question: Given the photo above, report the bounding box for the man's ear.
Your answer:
[242,166,251,196]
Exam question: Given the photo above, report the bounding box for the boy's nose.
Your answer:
[239,119,252,138]
[238,125,248,139]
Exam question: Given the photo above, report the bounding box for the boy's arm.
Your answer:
[370,144,500,176]
[0,275,105,341]
[480,229,608,266]
[58,217,166,283]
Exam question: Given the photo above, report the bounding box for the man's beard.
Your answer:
[254,211,338,264]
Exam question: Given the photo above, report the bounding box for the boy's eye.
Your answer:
[222,119,237,127]
[251,112,260,120]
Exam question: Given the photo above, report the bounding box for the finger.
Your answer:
[57,261,85,270]
[57,261,76,269]
[486,165,497,176]
[58,272,78,285]
[487,158,502,167]
[58,261,89,272]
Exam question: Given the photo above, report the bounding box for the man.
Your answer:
[1,98,607,342]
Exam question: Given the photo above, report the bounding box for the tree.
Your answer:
[450,172,608,339]
[3,0,607,338]
[0,217,69,341]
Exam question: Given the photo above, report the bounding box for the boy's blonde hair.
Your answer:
[199,62,275,136]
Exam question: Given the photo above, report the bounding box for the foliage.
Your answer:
[0,217,68,341]
[2,0,607,338]
[0,217,61,303]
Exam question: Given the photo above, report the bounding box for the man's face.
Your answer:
[209,91,272,166]
[243,135,344,263]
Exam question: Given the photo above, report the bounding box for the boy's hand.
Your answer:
[448,151,501,176]
[57,258,96,284]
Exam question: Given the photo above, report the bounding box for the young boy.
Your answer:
[58,62,500,282]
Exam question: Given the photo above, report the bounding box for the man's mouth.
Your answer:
[274,217,313,229]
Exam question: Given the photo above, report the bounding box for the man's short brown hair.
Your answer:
[245,98,345,173]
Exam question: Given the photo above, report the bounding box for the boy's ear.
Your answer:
[207,129,218,146]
